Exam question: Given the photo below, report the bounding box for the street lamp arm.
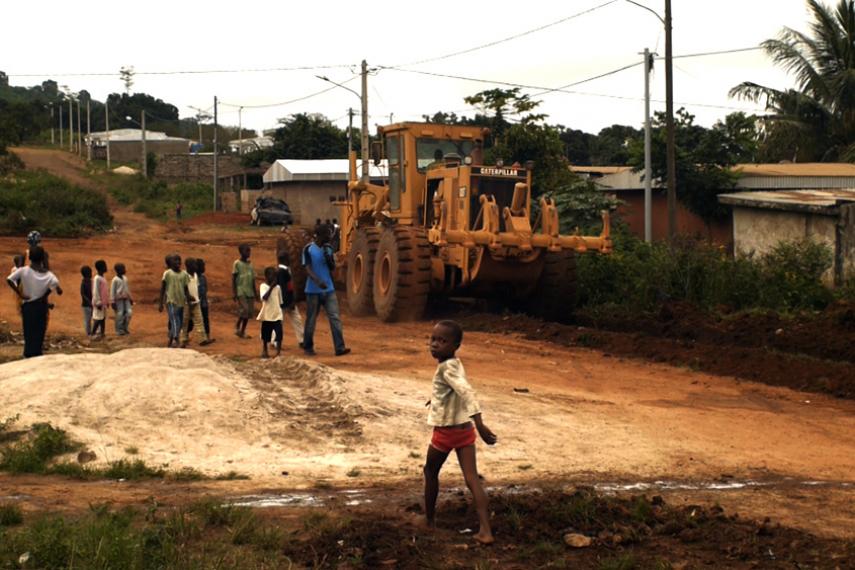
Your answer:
[623,0,664,24]
[316,75,360,100]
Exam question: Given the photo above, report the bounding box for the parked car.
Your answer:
[251,197,293,226]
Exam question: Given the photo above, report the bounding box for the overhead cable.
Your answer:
[391,0,619,67]
[6,64,355,78]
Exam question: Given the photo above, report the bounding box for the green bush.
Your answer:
[105,174,212,220]
[577,233,834,313]
[0,423,78,474]
[0,170,112,237]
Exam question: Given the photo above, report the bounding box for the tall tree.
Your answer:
[629,108,739,222]
[731,0,855,161]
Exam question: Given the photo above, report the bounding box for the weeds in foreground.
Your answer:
[0,503,23,527]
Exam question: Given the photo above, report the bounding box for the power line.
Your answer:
[529,61,643,96]
[667,46,763,60]
[219,76,358,109]
[380,67,766,113]
[390,0,619,68]
[6,64,355,78]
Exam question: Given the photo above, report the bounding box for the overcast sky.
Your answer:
[4,0,814,137]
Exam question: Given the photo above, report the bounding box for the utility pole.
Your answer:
[665,0,677,240]
[59,104,63,148]
[68,97,73,152]
[76,100,82,157]
[238,106,243,155]
[642,48,653,243]
[50,105,55,145]
[86,99,91,161]
[105,100,111,170]
[360,60,370,182]
[141,110,147,179]
[347,107,354,158]
[213,95,218,211]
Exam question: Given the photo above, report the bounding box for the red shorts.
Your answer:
[430,425,477,453]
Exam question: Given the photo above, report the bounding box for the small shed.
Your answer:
[262,159,388,225]
[718,189,855,286]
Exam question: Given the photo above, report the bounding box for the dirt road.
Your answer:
[2,147,854,541]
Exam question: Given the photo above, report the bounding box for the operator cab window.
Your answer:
[416,138,475,172]
[387,135,404,211]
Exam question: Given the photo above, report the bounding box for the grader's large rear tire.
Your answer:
[276,227,312,301]
[373,226,431,322]
[346,227,379,316]
[529,250,577,323]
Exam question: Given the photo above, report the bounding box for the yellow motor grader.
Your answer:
[279,122,612,322]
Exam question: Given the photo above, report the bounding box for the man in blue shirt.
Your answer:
[302,223,350,356]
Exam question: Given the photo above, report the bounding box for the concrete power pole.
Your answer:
[50,105,55,145]
[68,98,73,152]
[643,48,653,243]
[360,60,369,182]
[141,110,147,179]
[238,106,243,156]
[213,96,218,211]
[347,107,354,158]
[665,0,677,240]
[76,100,82,157]
[105,100,111,170]
[86,99,91,161]
[59,104,63,148]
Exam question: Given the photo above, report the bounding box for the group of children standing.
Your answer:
[79,261,133,339]
[158,255,214,348]
[231,243,304,358]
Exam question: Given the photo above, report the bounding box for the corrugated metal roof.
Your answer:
[263,159,388,183]
[733,163,855,177]
[571,166,632,175]
[718,189,855,214]
[86,129,189,143]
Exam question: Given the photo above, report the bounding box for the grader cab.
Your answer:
[280,122,612,322]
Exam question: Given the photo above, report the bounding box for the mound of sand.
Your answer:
[0,348,410,481]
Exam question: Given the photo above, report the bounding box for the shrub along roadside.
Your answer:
[104,174,212,220]
[576,231,841,314]
[0,170,113,237]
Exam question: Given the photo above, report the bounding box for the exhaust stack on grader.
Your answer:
[279,122,612,322]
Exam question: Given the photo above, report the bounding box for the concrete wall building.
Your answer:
[719,189,855,286]
[86,129,191,163]
[573,163,855,246]
[261,159,388,225]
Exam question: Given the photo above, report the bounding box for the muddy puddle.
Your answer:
[225,478,853,510]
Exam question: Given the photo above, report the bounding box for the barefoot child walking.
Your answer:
[423,320,496,545]
[257,267,283,358]
[91,260,109,340]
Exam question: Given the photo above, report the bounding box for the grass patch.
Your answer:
[518,464,533,471]
[214,470,250,481]
[104,174,212,221]
[0,503,23,527]
[0,170,112,237]
[0,423,79,474]
[346,467,362,478]
[124,446,139,455]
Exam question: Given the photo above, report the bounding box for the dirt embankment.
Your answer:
[462,302,855,400]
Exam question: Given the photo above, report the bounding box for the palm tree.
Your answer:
[730,0,855,161]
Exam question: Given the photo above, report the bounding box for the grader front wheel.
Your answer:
[346,228,379,316]
[373,227,431,322]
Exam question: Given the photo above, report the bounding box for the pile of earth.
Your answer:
[0,348,386,480]
[461,304,855,399]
